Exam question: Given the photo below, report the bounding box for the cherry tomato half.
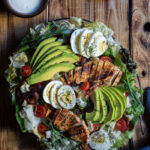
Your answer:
[20,65,32,77]
[93,123,102,132]
[125,92,129,97]
[34,104,46,118]
[115,118,127,132]
[100,56,113,63]
[37,123,49,135]
[80,81,90,91]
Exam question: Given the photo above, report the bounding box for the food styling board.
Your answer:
[0,0,150,150]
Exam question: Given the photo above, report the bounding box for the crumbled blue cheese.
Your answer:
[76,98,87,108]
[45,130,52,139]
[126,96,132,108]
[20,82,30,93]
[22,100,28,106]
[11,52,28,68]
[19,105,41,132]
[88,121,94,132]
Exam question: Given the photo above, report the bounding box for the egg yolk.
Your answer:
[92,134,106,144]
[61,92,72,104]
[84,33,92,46]
[76,34,82,48]
[99,40,106,52]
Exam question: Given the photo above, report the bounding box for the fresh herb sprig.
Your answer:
[17,22,67,53]
[123,69,144,116]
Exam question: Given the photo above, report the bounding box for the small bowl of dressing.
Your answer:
[3,0,49,17]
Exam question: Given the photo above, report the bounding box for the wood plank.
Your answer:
[48,0,69,20]
[2,7,47,150]
[0,4,8,150]
[132,0,150,149]
[132,0,150,89]
[94,0,129,49]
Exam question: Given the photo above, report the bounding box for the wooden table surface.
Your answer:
[0,0,150,150]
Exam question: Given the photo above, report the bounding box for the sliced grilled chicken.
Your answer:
[99,61,114,80]
[53,109,69,129]
[95,60,104,81]
[58,111,81,131]
[67,70,74,85]
[89,60,99,82]
[74,67,82,84]
[69,121,90,143]
[60,77,67,85]
[80,61,92,83]
[103,69,120,86]
[112,71,122,86]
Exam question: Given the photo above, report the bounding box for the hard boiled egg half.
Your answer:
[57,85,76,109]
[43,80,63,104]
[43,81,76,110]
[70,28,108,58]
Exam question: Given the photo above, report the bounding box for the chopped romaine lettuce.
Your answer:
[84,21,113,36]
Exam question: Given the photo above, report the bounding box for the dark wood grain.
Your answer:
[0,0,149,149]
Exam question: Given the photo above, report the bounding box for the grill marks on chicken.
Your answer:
[80,61,92,83]
[53,109,89,143]
[69,121,90,143]
[66,60,122,87]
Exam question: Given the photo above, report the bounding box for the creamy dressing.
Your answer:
[8,0,42,14]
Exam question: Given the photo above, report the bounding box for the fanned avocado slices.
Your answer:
[30,37,57,66]
[86,90,102,123]
[104,87,124,121]
[32,41,63,68]
[33,49,73,71]
[34,45,71,67]
[33,53,79,73]
[26,63,75,85]
[97,89,108,123]
[100,88,116,124]
[111,87,127,110]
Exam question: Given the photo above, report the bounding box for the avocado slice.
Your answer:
[30,37,57,66]
[100,88,116,124]
[34,53,79,73]
[33,49,74,71]
[104,87,124,121]
[86,91,101,123]
[35,45,71,66]
[112,87,127,110]
[26,63,75,85]
[97,89,108,123]
[32,41,63,67]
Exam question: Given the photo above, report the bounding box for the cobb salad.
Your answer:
[5,17,144,150]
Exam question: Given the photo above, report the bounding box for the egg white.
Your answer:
[57,85,76,109]
[85,31,102,57]
[79,29,93,58]
[50,82,63,109]
[70,28,85,54]
[91,35,107,57]
[89,130,113,150]
[43,80,63,104]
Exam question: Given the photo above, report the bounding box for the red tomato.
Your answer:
[93,123,102,132]
[34,105,46,118]
[80,81,90,91]
[81,144,91,150]
[100,56,113,63]
[20,65,32,77]
[37,123,49,135]
[125,92,129,97]
[115,118,127,132]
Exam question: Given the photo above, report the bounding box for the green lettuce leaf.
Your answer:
[12,91,26,133]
